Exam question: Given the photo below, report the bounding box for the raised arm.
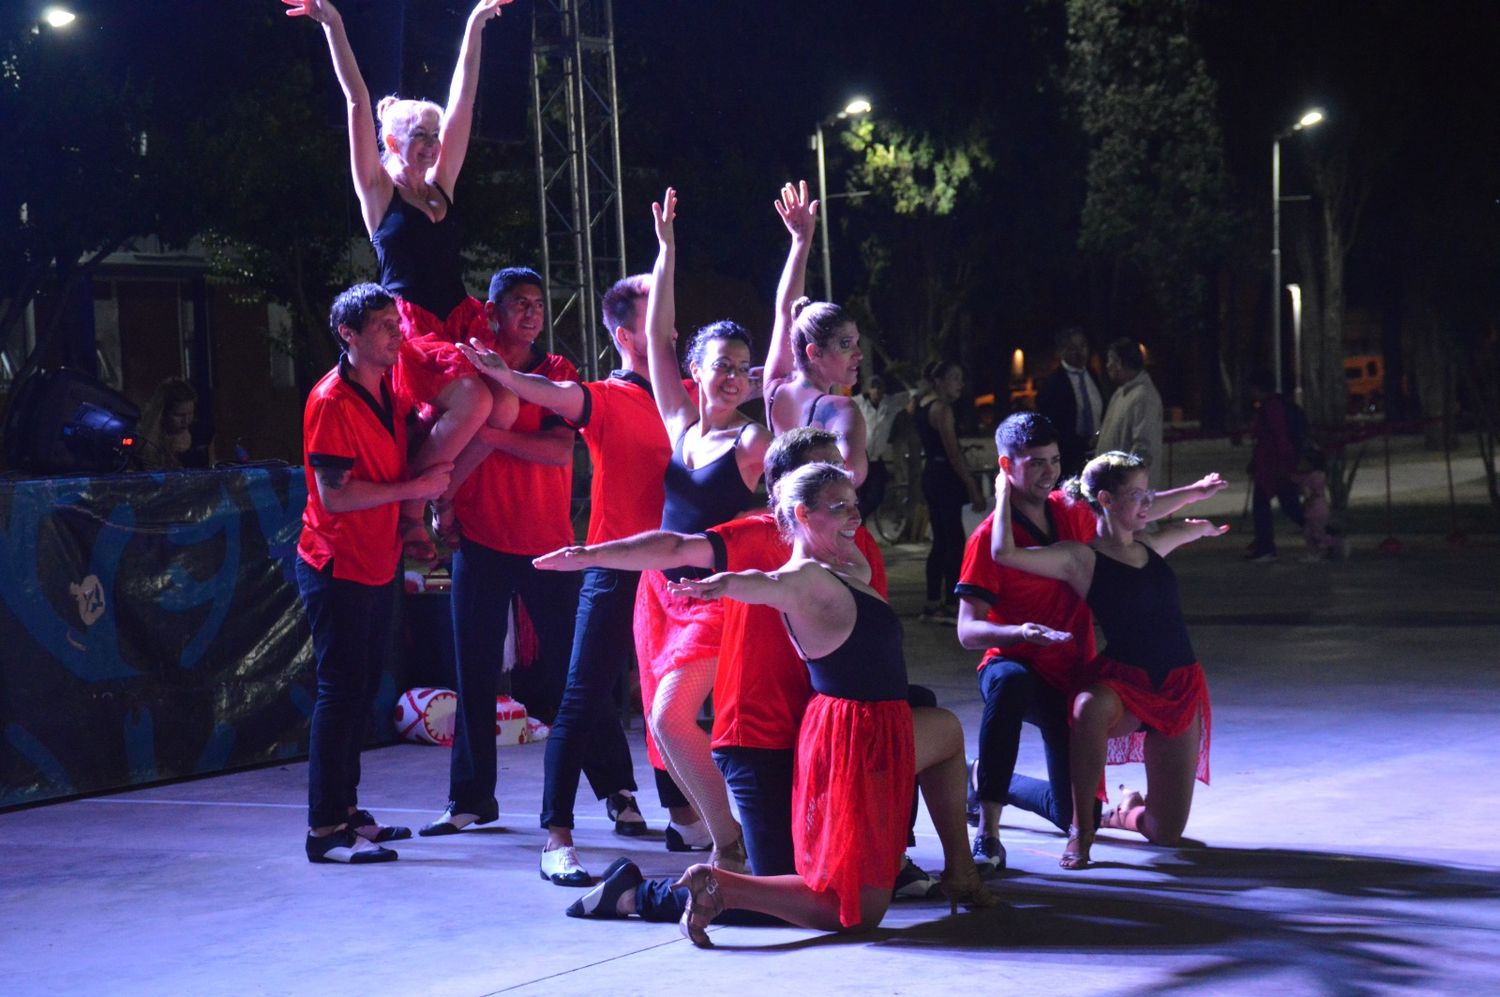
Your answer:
[645,188,697,434]
[1148,472,1229,521]
[533,530,713,573]
[432,0,510,196]
[459,338,585,423]
[989,469,1092,596]
[285,0,387,234]
[1142,517,1230,557]
[763,182,819,407]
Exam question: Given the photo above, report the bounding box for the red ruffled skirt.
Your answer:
[392,296,492,417]
[1095,657,1212,787]
[633,569,725,769]
[793,694,914,929]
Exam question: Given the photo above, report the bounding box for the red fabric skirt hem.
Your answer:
[392,296,492,415]
[793,694,914,929]
[633,569,725,769]
[1092,657,1212,787]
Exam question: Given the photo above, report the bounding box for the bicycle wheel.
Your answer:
[871,483,909,544]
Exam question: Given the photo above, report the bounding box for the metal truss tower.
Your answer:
[529,0,626,380]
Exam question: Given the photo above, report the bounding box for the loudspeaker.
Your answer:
[2,367,141,474]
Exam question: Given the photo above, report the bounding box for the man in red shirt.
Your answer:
[297,283,453,864]
[419,268,581,841]
[457,274,693,886]
[958,413,1226,872]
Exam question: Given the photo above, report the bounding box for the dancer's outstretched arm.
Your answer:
[532,530,713,573]
[458,339,585,423]
[1148,472,1229,521]
[1143,518,1230,557]
[286,0,387,233]
[433,0,511,196]
[763,181,818,413]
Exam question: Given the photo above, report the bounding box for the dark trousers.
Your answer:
[1252,479,1306,555]
[922,465,968,604]
[448,538,579,813]
[976,658,1073,832]
[634,746,796,925]
[539,567,640,829]
[297,558,400,829]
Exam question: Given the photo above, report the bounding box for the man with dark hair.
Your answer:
[298,283,453,863]
[957,412,1225,870]
[455,272,701,886]
[1036,328,1104,479]
[1096,337,1164,469]
[419,266,585,853]
[1245,369,1306,561]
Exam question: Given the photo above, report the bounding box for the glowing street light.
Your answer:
[1271,107,1325,394]
[42,7,77,28]
[812,96,873,300]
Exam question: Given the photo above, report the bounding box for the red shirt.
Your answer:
[453,351,579,555]
[956,491,1098,694]
[298,359,409,586]
[705,515,887,750]
[571,371,671,544]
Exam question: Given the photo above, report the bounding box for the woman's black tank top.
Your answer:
[785,575,908,702]
[371,186,467,319]
[1086,544,1197,687]
[659,423,757,579]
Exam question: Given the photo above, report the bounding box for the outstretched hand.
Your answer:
[282,0,338,24]
[1019,622,1073,647]
[1190,472,1229,498]
[774,180,818,243]
[532,546,592,572]
[1184,518,1231,538]
[665,573,728,602]
[652,187,678,246]
[457,337,513,382]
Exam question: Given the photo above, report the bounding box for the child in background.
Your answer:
[1297,451,1345,561]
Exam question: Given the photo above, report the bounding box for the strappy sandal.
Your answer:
[673,863,725,948]
[1060,831,1091,870]
[349,808,412,843]
[1100,787,1145,831]
[938,865,1000,914]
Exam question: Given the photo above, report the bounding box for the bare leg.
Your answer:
[649,660,743,853]
[1128,709,1201,844]
[911,706,972,874]
[1065,685,1137,869]
[681,869,883,934]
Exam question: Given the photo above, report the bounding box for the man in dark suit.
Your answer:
[1035,328,1103,479]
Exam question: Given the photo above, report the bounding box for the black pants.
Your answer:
[976,658,1072,832]
[1252,479,1305,555]
[922,463,968,604]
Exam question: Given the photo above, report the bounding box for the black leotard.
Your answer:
[1086,544,1197,688]
[659,423,757,579]
[370,186,467,319]
[767,383,828,430]
[785,575,908,702]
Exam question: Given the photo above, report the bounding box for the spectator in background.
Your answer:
[137,376,213,470]
[1095,338,1163,470]
[852,374,911,520]
[1245,369,1305,562]
[1036,328,1103,479]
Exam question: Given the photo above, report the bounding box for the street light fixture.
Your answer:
[42,7,77,28]
[1271,107,1325,395]
[812,97,872,301]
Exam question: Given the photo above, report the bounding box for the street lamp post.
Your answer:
[1271,108,1324,395]
[811,98,871,302]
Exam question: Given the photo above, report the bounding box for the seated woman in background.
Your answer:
[137,376,212,470]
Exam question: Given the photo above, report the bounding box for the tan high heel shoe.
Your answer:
[939,864,1000,915]
[672,863,725,948]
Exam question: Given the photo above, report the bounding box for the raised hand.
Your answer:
[652,187,678,246]
[1190,472,1229,497]
[1184,518,1231,538]
[533,546,592,571]
[472,0,514,25]
[457,337,513,382]
[774,180,819,243]
[282,0,339,24]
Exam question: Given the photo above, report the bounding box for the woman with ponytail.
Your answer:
[286,0,518,559]
[761,182,869,487]
[990,450,1229,869]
